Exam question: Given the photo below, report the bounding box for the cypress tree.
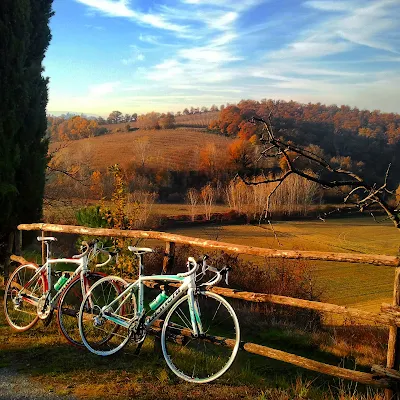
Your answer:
[0,0,53,263]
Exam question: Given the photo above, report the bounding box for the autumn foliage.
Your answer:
[209,99,400,189]
[47,115,107,141]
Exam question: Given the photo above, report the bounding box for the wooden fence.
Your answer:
[9,223,400,397]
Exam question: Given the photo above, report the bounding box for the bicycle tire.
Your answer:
[3,264,46,331]
[161,291,240,383]
[56,271,107,347]
[79,275,136,356]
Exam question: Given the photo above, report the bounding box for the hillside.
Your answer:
[49,128,233,172]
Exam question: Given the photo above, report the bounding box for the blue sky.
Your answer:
[45,0,400,116]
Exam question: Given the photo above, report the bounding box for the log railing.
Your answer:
[10,223,400,394]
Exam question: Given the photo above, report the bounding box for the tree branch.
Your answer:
[238,115,400,230]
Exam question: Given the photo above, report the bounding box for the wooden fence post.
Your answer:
[162,241,175,274]
[386,267,400,400]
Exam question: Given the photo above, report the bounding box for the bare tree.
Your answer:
[239,116,400,229]
[126,191,157,229]
[133,136,151,168]
[186,188,199,221]
[200,183,215,220]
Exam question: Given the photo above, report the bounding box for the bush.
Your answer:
[75,205,107,228]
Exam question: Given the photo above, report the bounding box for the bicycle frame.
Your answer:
[18,255,91,310]
[100,258,204,336]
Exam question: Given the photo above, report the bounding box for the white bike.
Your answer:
[78,248,240,383]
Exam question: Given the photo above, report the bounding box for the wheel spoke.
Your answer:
[4,265,42,331]
[161,292,240,383]
[79,276,136,356]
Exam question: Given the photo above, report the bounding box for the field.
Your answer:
[50,128,232,171]
[174,111,219,127]
[164,216,399,313]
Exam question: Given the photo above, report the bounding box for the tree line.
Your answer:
[208,99,400,190]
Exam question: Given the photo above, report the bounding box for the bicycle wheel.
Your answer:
[57,271,107,347]
[161,291,240,383]
[3,264,45,331]
[79,275,136,356]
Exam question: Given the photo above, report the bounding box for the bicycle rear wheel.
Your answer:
[3,264,45,331]
[79,276,136,356]
[57,271,107,347]
[161,291,240,383]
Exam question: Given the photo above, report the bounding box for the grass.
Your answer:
[164,216,399,312]
[152,203,232,216]
[49,128,233,172]
[0,290,388,400]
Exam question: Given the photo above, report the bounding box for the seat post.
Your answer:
[138,253,143,277]
[46,241,51,260]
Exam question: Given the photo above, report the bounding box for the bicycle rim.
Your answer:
[79,276,136,356]
[161,291,240,383]
[57,272,106,347]
[3,264,44,331]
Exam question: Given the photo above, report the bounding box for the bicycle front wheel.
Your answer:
[79,276,136,356]
[161,291,240,383]
[3,264,45,331]
[57,271,107,347]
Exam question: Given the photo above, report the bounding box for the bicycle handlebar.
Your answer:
[177,257,198,277]
[95,248,112,267]
[72,241,91,259]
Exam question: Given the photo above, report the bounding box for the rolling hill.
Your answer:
[50,128,233,172]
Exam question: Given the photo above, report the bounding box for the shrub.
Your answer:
[75,205,107,228]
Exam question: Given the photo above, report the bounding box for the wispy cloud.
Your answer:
[304,1,350,12]
[269,40,351,59]
[77,0,134,17]
[304,0,400,53]
[179,47,242,63]
[75,0,187,32]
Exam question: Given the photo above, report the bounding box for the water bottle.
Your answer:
[54,272,69,291]
[149,291,169,310]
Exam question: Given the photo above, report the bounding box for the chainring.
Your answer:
[37,294,52,320]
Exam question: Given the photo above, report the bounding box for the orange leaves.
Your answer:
[54,116,101,141]
[228,139,250,167]
[238,121,257,140]
[90,170,102,199]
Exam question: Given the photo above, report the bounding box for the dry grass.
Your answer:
[49,128,233,171]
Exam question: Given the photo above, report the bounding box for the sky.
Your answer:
[45,0,400,116]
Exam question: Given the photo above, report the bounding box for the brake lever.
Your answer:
[202,259,207,275]
[225,270,229,286]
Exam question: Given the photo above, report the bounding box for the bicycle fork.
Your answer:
[187,288,204,337]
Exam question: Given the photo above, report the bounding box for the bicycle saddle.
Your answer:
[128,246,153,254]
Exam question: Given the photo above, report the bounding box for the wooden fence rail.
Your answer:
[10,223,400,395]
